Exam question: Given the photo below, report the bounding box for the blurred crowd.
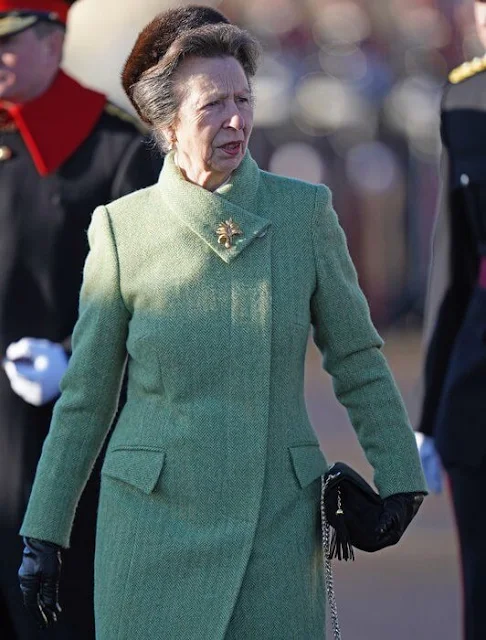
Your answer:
[67,0,481,327]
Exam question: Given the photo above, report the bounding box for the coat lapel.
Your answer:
[157,151,270,264]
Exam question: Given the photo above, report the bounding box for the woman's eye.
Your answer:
[237,97,249,103]
[206,100,220,107]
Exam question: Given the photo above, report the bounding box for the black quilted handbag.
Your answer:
[321,461,391,561]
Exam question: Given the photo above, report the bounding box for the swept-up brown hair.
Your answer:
[122,6,230,120]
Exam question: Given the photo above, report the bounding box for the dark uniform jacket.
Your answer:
[418,57,486,469]
[0,70,161,639]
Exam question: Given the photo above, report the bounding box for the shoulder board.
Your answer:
[104,102,149,135]
[449,54,486,85]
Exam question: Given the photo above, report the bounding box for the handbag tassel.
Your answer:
[329,489,355,562]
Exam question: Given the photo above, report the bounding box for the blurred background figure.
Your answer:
[416,1,486,638]
[0,1,161,638]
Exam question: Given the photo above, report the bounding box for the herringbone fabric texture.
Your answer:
[21,151,426,639]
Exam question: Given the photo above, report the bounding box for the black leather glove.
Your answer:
[18,537,62,629]
[376,492,425,546]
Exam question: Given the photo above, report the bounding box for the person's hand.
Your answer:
[18,537,62,629]
[375,492,425,547]
[2,338,68,406]
[415,432,443,494]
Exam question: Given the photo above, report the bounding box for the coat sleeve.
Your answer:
[310,185,427,497]
[416,150,477,436]
[20,206,130,547]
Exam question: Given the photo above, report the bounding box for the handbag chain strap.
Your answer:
[320,474,342,640]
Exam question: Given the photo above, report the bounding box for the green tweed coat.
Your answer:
[21,151,426,639]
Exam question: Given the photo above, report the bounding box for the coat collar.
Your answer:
[157,151,270,264]
[0,70,106,176]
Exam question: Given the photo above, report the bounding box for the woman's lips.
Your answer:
[220,142,242,156]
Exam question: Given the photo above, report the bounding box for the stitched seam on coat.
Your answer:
[114,499,144,640]
[310,185,330,322]
[105,207,130,315]
[110,444,166,453]
[311,185,330,275]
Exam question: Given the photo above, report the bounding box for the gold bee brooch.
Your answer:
[216,218,243,249]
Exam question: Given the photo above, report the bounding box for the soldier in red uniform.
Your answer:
[0,2,161,638]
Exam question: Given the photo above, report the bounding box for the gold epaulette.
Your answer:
[104,102,149,135]
[449,54,486,84]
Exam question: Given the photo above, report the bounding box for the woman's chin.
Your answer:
[213,148,245,172]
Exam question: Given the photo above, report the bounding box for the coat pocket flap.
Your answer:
[289,444,327,488]
[101,446,165,494]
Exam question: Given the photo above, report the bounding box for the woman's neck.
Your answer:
[174,152,232,192]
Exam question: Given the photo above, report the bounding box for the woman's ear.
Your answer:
[162,127,177,150]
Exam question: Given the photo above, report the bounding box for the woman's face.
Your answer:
[165,55,254,191]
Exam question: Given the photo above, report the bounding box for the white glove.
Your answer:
[415,432,443,494]
[2,338,69,406]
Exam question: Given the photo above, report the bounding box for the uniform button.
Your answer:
[460,173,470,186]
[257,230,267,238]
[51,194,61,205]
[0,145,13,161]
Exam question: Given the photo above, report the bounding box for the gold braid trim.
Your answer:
[449,54,486,84]
[104,102,149,135]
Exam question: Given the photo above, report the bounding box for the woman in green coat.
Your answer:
[18,6,427,639]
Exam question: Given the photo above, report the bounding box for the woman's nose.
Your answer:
[225,107,245,131]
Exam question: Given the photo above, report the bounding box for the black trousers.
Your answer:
[447,462,486,640]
